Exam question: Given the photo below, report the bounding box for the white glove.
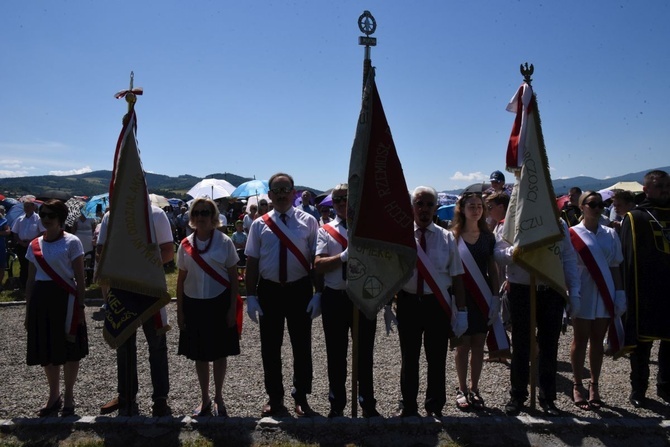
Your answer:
[568,294,581,319]
[452,310,468,338]
[383,304,397,335]
[488,295,501,326]
[306,293,322,319]
[340,248,348,263]
[614,290,627,317]
[246,295,263,324]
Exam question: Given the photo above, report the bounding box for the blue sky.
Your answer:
[1,1,668,192]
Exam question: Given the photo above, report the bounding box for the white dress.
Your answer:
[74,217,96,254]
[573,223,623,320]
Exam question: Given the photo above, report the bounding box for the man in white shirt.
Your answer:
[11,198,45,289]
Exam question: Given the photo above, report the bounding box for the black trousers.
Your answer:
[15,244,29,289]
[321,287,377,413]
[630,340,670,395]
[508,283,565,403]
[396,291,450,413]
[258,276,313,403]
[113,289,169,403]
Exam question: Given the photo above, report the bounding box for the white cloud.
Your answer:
[0,170,31,178]
[49,166,93,176]
[450,171,488,182]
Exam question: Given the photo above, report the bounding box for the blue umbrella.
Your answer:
[231,180,269,198]
[83,193,110,219]
[436,204,455,221]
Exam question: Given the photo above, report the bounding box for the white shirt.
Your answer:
[26,233,84,281]
[245,207,318,283]
[11,213,45,241]
[494,219,580,298]
[97,205,173,247]
[315,216,347,290]
[403,222,464,294]
[177,231,239,299]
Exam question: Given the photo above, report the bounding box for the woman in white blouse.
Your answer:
[176,197,240,418]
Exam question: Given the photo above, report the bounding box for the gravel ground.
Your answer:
[1,299,669,421]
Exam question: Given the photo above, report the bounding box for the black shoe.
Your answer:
[657,387,670,405]
[393,408,419,418]
[261,400,286,417]
[362,407,381,418]
[426,409,443,418]
[539,400,561,417]
[629,391,646,408]
[504,398,523,416]
[152,398,171,417]
[327,409,344,418]
[118,401,139,417]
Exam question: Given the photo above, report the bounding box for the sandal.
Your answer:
[37,395,63,417]
[192,399,213,417]
[588,382,604,409]
[572,382,591,411]
[456,390,470,411]
[214,397,228,418]
[468,389,485,410]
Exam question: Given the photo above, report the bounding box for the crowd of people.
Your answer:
[11,168,670,420]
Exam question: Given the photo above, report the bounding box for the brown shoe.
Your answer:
[261,400,285,417]
[294,400,314,417]
[100,396,119,415]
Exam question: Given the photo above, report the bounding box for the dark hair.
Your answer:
[612,189,635,204]
[644,169,669,185]
[486,192,510,211]
[269,172,294,189]
[41,199,68,226]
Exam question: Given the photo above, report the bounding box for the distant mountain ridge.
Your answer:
[1,166,667,199]
[443,166,670,196]
[0,171,320,199]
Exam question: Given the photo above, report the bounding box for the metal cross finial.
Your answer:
[358,11,377,93]
[520,62,534,84]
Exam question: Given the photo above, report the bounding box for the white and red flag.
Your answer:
[502,81,566,295]
[98,106,171,348]
[346,69,416,320]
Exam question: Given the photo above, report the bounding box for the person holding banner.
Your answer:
[495,219,580,416]
[245,172,320,418]
[568,191,625,411]
[98,205,174,417]
[25,199,87,417]
[621,170,670,408]
[394,186,467,418]
[451,192,501,411]
[176,197,240,418]
[314,183,380,418]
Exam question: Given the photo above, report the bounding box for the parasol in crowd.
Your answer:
[149,193,170,208]
[187,178,236,200]
[231,179,269,198]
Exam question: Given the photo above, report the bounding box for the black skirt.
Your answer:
[26,281,88,366]
[178,289,240,361]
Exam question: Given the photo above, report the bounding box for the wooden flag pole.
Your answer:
[529,273,537,410]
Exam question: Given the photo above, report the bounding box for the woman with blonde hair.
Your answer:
[176,197,240,417]
[569,191,625,410]
[451,192,500,410]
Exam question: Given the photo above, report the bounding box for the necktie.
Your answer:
[279,213,288,284]
[417,228,426,295]
[341,220,347,281]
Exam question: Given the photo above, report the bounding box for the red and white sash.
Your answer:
[457,238,510,354]
[263,212,311,273]
[416,243,453,319]
[31,238,79,341]
[323,222,347,249]
[181,234,243,335]
[569,227,625,355]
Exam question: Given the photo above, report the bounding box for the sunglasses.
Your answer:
[270,186,292,195]
[332,196,348,204]
[584,201,605,209]
[39,211,58,219]
[414,201,435,208]
[191,209,212,217]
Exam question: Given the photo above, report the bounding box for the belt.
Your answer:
[512,283,553,292]
[260,276,308,288]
